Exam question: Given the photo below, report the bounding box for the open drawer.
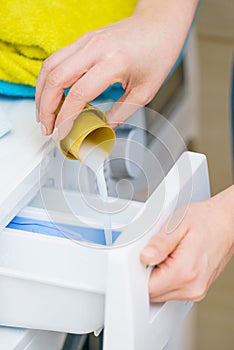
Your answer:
[0,186,143,335]
[0,98,210,350]
[0,152,210,349]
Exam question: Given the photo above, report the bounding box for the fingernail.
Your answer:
[141,247,156,259]
[40,123,47,136]
[55,119,74,141]
[52,127,59,141]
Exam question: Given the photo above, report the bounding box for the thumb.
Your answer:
[140,220,188,266]
[106,86,152,127]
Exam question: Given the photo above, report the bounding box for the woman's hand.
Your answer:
[140,185,234,302]
[36,0,198,140]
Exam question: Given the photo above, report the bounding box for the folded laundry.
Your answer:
[0,0,136,87]
[7,216,120,245]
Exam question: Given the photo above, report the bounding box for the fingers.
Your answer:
[149,260,209,303]
[36,32,93,121]
[148,255,190,301]
[146,230,209,302]
[140,217,189,302]
[150,288,187,303]
[141,198,234,303]
[53,61,122,140]
[140,219,188,267]
[38,46,98,135]
[106,84,155,127]
[149,262,180,302]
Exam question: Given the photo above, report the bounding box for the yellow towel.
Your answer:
[0,0,137,86]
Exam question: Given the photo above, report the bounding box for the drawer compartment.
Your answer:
[0,151,210,350]
[0,187,143,334]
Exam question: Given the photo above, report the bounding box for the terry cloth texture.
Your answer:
[0,0,137,87]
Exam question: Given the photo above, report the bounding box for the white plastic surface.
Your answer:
[0,106,11,139]
[0,190,143,334]
[0,326,65,350]
[103,152,210,350]
[0,98,52,231]
[0,151,210,350]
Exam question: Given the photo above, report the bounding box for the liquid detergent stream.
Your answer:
[79,139,112,246]
[96,166,112,246]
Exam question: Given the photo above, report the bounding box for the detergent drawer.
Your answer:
[0,186,143,334]
[0,151,211,350]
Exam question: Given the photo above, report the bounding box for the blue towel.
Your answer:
[0,80,125,101]
[0,80,35,98]
[7,216,120,245]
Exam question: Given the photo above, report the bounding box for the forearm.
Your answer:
[133,0,199,58]
[134,0,199,19]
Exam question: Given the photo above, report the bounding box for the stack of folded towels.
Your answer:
[0,0,136,97]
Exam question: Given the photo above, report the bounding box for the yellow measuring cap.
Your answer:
[58,104,116,161]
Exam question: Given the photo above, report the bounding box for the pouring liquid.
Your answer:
[79,140,112,246]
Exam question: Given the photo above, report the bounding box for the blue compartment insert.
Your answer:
[7,216,121,246]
